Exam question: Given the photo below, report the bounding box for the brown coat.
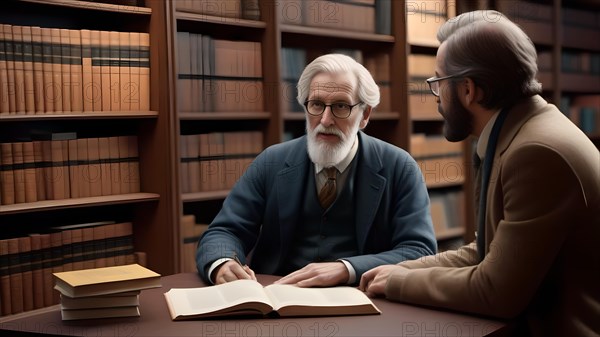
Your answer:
[385,96,600,336]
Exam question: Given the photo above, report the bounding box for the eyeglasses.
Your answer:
[303,100,363,119]
[426,74,461,97]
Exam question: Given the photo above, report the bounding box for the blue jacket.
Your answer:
[196,131,437,283]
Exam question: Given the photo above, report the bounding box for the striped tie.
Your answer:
[318,167,337,209]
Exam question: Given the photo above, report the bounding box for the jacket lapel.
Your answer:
[277,137,309,249]
[354,132,386,251]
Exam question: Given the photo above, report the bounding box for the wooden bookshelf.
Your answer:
[0,0,178,288]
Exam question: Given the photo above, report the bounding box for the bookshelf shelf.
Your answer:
[0,193,160,215]
[280,24,395,43]
[20,0,152,15]
[0,111,159,122]
[179,112,271,120]
[182,190,230,203]
[175,11,267,29]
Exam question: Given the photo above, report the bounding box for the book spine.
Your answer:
[109,31,120,111]
[1,142,16,205]
[8,237,24,314]
[98,137,112,196]
[114,222,133,266]
[0,25,10,115]
[28,234,45,309]
[18,236,34,312]
[108,136,121,194]
[139,33,150,111]
[82,227,95,270]
[60,28,72,113]
[22,141,38,202]
[12,142,26,204]
[70,228,84,271]
[41,141,54,201]
[99,30,111,111]
[31,26,45,114]
[21,26,36,114]
[3,24,17,113]
[12,25,26,114]
[69,29,83,113]
[119,31,130,111]
[118,136,131,194]
[39,233,54,307]
[129,32,140,111]
[0,239,12,315]
[93,225,107,268]
[32,141,46,201]
[76,138,91,198]
[41,27,54,113]
[127,136,140,193]
[90,30,102,112]
[61,229,74,273]
[67,139,80,198]
[50,28,63,113]
[87,137,102,197]
[80,29,93,112]
[50,231,63,304]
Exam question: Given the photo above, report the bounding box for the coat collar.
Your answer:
[496,95,548,157]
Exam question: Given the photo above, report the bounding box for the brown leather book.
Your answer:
[3,24,17,113]
[22,141,38,202]
[0,25,10,115]
[30,26,45,114]
[60,28,72,112]
[32,141,46,201]
[117,136,131,194]
[11,25,26,114]
[138,33,150,111]
[0,239,12,315]
[19,236,34,312]
[87,137,102,197]
[80,29,93,112]
[1,142,16,205]
[8,237,24,314]
[28,233,45,309]
[21,26,36,114]
[118,31,130,111]
[69,29,83,113]
[108,136,121,195]
[11,142,26,204]
[127,136,140,193]
[67,139,80,199]
[40,27,54,113]
[90,30,103,112]
[76,138,90,198]
[50,28,63,112]
[98,137,112,196]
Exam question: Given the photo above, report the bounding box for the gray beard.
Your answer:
[306,121,360,167]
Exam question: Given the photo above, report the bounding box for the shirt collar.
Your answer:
[476,110,501,160]
[315,134,359,174]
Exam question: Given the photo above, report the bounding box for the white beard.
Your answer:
[306,118,361,167]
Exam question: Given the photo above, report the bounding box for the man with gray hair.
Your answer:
[197,53,437,287]
[360,10,600,336]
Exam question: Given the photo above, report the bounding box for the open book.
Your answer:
[164,279,381,320]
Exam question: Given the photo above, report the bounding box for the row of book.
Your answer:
[175,0,261,20]
[408,54,441,121]
[0,135,140,206]
[179,131,263,193]
[54,263,161,320]
[279,0,392,35]
[430,189,465,241]
[498,0,600,29]
[177,32,262,113]
[538,51,600,75]
[411,134,466,188]
[181,215,208,273]
[560,95,600,136]
[0,221,140,316]
[0,24,150,115]
[280,48,391,113]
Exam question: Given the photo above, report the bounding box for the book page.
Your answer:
[164,280,274,319]
[264,284,380,316]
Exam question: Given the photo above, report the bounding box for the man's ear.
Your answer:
[461,77,482,107]
[359,106,372,129]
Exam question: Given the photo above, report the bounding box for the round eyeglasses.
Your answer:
[303,100,363,119]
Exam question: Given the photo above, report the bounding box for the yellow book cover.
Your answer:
[53,263,161,298]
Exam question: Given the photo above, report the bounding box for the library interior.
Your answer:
[0,1,598,335]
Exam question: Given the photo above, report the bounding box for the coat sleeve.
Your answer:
[384,145,586,318]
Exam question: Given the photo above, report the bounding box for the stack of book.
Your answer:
[53,264,161,320]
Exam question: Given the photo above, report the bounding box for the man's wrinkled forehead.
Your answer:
[309,81,355,99]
